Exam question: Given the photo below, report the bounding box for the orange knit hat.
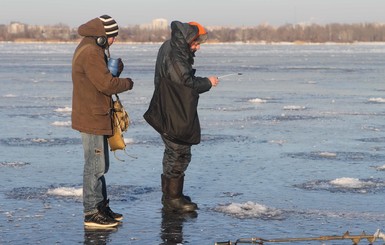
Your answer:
[189,21,208,43]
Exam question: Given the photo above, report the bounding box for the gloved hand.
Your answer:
[126,78,134,90]
[117,58,124,77]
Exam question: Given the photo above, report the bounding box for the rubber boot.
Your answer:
[161,174,191,203]
[161,174,198,213]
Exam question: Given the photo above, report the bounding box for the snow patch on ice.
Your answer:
[214,201,283,220]
[54,107,72,112]
[330,177,375,189]
[283,105,306,110]
[249,98,267,103]
[375,164,385,171]
[47,187,82,197]
[51,121,71,127]
[368,97,385,103]
[124,138,135,144]
[3,94,17,98]
[318,152,337,158]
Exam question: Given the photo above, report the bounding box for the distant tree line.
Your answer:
[208,23,385,43]
[1,22,385,43]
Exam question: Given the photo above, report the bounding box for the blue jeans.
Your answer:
[81,133,110,214]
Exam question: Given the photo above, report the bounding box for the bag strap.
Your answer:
[113,150,138,162]
[112,93,120,102]
[111,94,120,112]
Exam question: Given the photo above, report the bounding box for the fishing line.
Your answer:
[218,73,242,79]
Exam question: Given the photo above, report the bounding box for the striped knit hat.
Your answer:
[99,15,119,37]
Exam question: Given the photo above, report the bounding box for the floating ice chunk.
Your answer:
[249,98,267,103]
[47,187,82,197]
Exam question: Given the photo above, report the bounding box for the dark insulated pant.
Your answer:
[161,136,192,178]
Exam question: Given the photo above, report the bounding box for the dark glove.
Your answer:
[117,58,124,77]
[126,78,134,90]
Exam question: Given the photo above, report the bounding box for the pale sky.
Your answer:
[2,0,385,27]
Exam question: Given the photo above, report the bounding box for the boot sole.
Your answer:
[114,216,123,221]
[162,205,198,213]
[84,221,120,228]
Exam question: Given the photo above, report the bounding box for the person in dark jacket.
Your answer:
[144,21,219,213]
[72,15,134,228]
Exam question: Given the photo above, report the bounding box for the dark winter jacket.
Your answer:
[144,21,212,145]
[154,21,212,92]
[71,17,132,136]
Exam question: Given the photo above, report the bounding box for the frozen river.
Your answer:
[1,42,385,244]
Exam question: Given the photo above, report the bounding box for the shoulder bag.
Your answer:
[108,94,136,161]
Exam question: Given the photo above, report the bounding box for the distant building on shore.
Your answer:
[140,18,168,30]
[8,22,26,34]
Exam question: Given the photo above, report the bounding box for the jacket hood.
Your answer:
[170,21,199,47]
[78,17,106,37]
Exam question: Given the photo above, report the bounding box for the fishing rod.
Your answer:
[215,229,385,245]
[218,73,243,79]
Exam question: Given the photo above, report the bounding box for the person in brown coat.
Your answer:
[72,14,133,228]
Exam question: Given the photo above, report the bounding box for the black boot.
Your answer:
[102,199,123,221]
[161,174,191,202]
[84,202,120,228]
[161,174,198,213]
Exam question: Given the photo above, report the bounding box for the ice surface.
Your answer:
[1,43,385,244]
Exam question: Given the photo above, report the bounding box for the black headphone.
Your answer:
[95,36,107,47]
